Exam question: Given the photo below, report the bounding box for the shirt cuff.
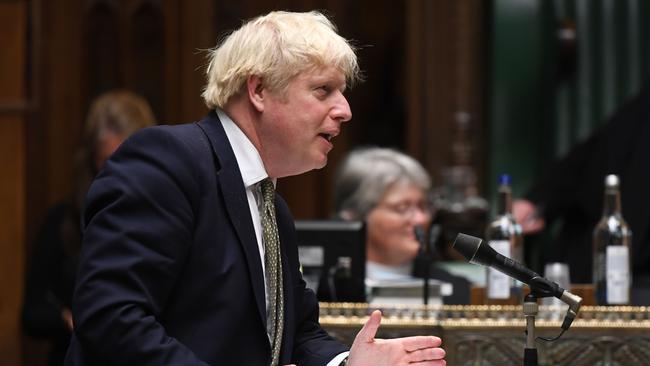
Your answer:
[327,351,350,366]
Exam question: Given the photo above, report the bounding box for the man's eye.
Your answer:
[316,85,331,94]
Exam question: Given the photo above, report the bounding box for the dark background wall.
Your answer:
[488,0,650,203]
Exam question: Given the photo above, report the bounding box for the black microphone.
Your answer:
[453,233,582,331]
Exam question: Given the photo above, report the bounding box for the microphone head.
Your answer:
[452,233,483,262]
[452,233,497,266]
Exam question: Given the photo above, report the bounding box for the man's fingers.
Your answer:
[410,360,446,366]
[402,336,442,352]
[407,347,446,362]
[355,310,382,343]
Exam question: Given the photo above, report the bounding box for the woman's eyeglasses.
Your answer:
[376,201,433,218]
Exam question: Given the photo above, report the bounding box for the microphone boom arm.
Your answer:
[453,233,582,334]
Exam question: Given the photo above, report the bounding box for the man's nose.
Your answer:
[331,91,352,123]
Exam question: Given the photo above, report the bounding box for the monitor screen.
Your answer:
[295,219,366,302]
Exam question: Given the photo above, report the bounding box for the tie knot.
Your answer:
[260,178,275,206]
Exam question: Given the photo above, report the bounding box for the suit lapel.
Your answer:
[196,111,267,327]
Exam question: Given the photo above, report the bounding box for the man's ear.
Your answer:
[247,75,265,112]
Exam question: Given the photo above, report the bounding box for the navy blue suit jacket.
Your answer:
[65,111,348,365]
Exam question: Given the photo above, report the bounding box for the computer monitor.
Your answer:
[295,219,366,302]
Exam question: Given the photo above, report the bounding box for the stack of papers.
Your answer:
[366,278,453,305]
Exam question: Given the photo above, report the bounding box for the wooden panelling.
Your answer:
[406,0,450,169]
[129,1,166,116]
[406,0,486,193]
[175,0,213,122]
[0,2,27,365]
[42,0,84,207]
[0,1,26,102]
[85,1,121,99]
[0,118,26,366]
[455,0,486,192]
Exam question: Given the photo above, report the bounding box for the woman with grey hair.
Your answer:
[334,147,470,303]
[335,148,431,219]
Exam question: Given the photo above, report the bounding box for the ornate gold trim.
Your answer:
[319,303,650,329]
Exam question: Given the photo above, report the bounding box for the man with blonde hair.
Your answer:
[65,11,446,366]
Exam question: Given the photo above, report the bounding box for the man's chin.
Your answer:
[315,157,328,169]
[283,158,328,177]
[311,153,329,170]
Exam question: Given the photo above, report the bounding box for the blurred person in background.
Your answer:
[21,89,156,366]
[512,82,650,305]
[334,147,471,304]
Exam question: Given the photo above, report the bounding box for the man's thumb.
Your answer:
[356,310,382,343]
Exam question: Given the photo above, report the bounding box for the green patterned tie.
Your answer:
[260,178,284,366]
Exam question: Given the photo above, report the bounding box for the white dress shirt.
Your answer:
[217,109,348,365]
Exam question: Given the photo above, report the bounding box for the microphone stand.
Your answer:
[423,261,430,306]
[520,282,581,366]
[414,227,430,306]
[417,225,441,307]
[522,292,539,366]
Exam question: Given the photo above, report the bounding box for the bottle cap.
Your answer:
[605,174,619,187]
[499,174,511,186]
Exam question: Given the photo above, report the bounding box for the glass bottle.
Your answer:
[593,174,632,305]
[485,174,523,301]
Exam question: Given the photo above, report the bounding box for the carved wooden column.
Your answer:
[405,0,485,192]
[406,0,487,256]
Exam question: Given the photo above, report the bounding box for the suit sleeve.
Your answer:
[71,127,210,365]
[291,286,349,366]
[275,201,349,365]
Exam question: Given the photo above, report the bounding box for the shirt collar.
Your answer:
[217,108,274,188]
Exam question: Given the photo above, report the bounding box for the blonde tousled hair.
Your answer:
[202,10,360,108]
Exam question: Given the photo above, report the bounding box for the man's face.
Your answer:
[258,66,352,178]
